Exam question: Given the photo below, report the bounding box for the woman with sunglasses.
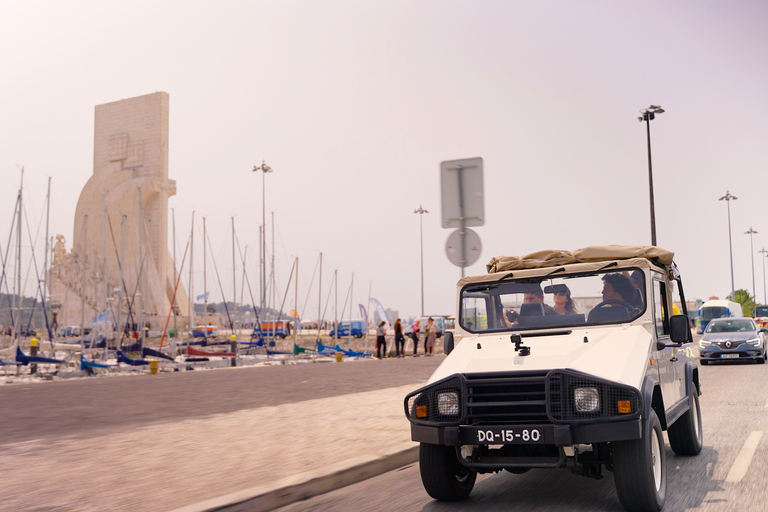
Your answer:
[553,286,577,315]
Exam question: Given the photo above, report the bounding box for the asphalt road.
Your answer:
[0,356,443,445]
[277,355,768,512]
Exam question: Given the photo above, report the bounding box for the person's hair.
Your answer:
[527,286,544,297]
[558,286,578,314]
[378,321,385,327]
[428,317,433,321]
[394,318,401,329]
[603,273,636,302]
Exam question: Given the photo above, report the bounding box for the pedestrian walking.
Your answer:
[411,319,420,356]
[394,318,405,358]
[376,321,387,359]
[425,317,436,356]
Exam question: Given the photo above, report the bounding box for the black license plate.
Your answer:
[464,426,544,444]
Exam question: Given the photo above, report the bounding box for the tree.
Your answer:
[727,289,755,317]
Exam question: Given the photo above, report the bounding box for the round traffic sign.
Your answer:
[445,228,482,267]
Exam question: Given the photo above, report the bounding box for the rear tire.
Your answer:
[668,390,703,455]
[612,409,666,512]
[419,443,476,501]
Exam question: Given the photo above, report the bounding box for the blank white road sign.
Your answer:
[440,157,484,229]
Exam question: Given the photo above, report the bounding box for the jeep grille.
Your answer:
[466,371,550,425]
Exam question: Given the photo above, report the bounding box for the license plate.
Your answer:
[465,426,544,444]
[721,353,739,359]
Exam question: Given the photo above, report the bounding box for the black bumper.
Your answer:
[412,419,642,447]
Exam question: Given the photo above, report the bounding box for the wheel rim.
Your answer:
[651,428,662,491]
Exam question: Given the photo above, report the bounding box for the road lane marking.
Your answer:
[725,431,764,483]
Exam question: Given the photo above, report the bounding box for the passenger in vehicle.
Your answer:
[628,270,645,309]
[552,285,578,315]
[504,286,558,326]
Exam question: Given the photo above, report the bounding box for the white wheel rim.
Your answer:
[651,428,662,490]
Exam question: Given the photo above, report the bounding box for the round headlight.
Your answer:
[437,391,460,415]
[574,387,600,412]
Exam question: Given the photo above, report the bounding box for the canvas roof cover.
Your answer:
[485,245,674,273]
[456,246,674,287]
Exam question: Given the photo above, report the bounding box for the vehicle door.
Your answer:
[651,274,679,407]
[668,277,689,399]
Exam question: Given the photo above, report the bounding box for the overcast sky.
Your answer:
[3,0,768,321]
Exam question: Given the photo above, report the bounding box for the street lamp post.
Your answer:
[252,161,273,312]
[746,227,758,303]
[759,248,768,305]
[719,191,737,300]
[414,205,429,317]
[638,105,665,247]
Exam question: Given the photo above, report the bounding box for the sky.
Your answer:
[3,0,768,322]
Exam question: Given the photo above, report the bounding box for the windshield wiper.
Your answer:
[494,272,515,283]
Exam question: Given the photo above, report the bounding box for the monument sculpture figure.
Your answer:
[49,92,189,331]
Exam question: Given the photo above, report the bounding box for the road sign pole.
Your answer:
[457,164,466,277]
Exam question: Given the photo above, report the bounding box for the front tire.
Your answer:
[612,409,666,512]
[668,389,703,455]
[419,443,476,501]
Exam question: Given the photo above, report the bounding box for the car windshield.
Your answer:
[705,319,755,333]
[701,307,728,321]
[460,268,646,333]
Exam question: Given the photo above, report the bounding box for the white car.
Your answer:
[405,245,702,512]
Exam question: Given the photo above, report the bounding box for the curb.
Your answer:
[168,443,419,512]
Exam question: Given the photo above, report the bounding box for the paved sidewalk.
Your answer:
[0,379,423,511]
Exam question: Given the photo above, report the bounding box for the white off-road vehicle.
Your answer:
[405,246,702,512]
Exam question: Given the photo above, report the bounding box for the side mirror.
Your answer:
[443,331,454,355]
[760,328,768,334]
[670,314,691,344]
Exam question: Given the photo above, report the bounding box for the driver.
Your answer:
[601,273,638,304]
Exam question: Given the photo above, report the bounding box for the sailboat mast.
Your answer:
[102,192,108,341]
[188,212,195,336]
[138,187,144,348]
[203,217,208,332]
[14,169,23,345]
[317,252,322,341]
[42,177,51,330]
[232,217,236,333]
[119,215,126,349]
[172,208,177,338]
[294,256,298,345]
[80,214,88,352]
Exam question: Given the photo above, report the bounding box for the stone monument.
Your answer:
[49,92,189,331]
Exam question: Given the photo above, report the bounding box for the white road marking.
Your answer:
[725,431,764,483]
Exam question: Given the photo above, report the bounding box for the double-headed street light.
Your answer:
[719,191,737,300]
[638,105,665,246]
[252,161,273,311]
[759,247,768,305]
[415,205,429,317]
[746,227,758,302]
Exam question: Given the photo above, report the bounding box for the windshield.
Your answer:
[754,306,768,317]
[460,268,646,332]
[705,319,755,333]
[700,307,728,321]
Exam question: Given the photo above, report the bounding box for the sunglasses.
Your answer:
[554,291,569,296]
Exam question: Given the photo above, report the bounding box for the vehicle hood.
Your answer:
[429,325,653,390]
[701,332,758,342]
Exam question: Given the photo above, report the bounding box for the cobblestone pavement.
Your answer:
[0,355,443,511]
